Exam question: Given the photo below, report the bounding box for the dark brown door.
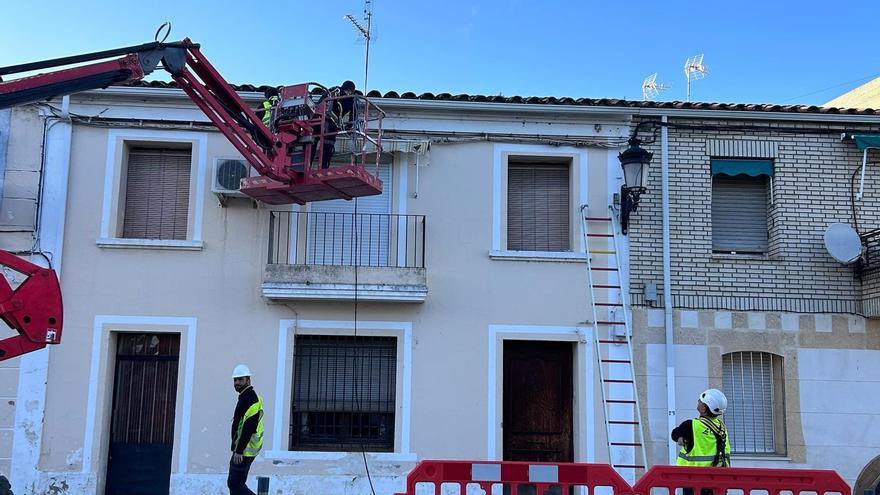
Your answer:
[503,340,574,462]
[106,333,180,495]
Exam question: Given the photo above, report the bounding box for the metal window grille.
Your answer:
[722,351,784,454]
[290,335,396,451]
[507,163,570,252]
[122,147,191,240]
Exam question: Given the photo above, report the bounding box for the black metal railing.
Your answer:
[859,228,880,275]
[268,211,426,268]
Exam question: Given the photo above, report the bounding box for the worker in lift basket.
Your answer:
[228,364,265,495]
[259,87,281,128]
[671,389,731,495]
[316,80,357,169]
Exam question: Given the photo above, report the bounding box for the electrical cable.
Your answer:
[344,111,376,495]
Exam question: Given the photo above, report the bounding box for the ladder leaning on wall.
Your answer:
[579,204,648,483]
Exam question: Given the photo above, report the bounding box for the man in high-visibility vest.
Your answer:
[228,364,264,495]
[316,80,357,169]
[673,388,731,463]
[259,87,280,129]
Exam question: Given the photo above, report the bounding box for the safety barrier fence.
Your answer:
[393,461,850,495]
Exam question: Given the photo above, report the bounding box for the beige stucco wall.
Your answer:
[24,96,622,493]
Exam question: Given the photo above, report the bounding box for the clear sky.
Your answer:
[3,1,879,106]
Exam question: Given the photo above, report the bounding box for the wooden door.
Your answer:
[105,333,180,495]
[503,340,574,462]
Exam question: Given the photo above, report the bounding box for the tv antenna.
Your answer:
[642,73,671,101]
[684,54,709,102]
[345,0,374,92]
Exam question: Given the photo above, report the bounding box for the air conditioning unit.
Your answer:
[212,158,252,197]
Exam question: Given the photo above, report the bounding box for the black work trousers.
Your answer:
[227,455,256,495]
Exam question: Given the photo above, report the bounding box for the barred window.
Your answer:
[290,335,396,451]
[722,351,786,455]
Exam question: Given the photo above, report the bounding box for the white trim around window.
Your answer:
[82,315,198,475]
[266,319,416,462]
[487,324,595,462]
[492,144,588,260]
[98,129,208,250]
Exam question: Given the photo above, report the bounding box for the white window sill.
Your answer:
[489,250,588,263]
[262,450,417,462]
[711,252,770,261]
[96,238,205,251]
[731,454,791,462]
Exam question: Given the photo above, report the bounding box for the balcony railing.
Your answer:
[268,211,426,268]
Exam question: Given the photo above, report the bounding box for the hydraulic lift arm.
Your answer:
[0,251,62,360]
[0,37,383,361]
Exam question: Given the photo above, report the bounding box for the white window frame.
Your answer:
[491,144,588,262]
[98,129,207,250]
[266,319,415,462]
[82,315,198,477]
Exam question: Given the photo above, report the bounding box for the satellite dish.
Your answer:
[824,223,863,264]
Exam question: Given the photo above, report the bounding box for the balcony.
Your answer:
[263,211,427,302]
[860,228,880,318]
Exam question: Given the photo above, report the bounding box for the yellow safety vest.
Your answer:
[261,96,279,126]
[234,395,264,458]
[677,417,731,467]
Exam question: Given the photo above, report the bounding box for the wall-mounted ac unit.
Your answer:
[212,158,252,197]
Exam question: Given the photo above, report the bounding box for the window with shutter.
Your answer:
[711,160,772,253]
[507,162,570,252]
[122,147,192,240]
[290,335,396,451]
[722,351,786,455]
[306,162,392,265]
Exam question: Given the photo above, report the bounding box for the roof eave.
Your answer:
[73,86,880,124]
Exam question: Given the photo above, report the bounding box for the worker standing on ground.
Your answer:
[672,388,731,467]
[228,364,264,495]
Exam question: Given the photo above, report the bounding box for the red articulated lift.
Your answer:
[0,37,385,360]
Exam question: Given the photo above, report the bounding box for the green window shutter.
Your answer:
[711,175,769,253]
[507,164,570,251]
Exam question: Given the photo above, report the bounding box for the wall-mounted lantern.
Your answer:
[618,137,653,235]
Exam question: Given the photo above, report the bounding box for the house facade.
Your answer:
[3,85,880,494]
[626,108,880,489]
[1,86,634,495]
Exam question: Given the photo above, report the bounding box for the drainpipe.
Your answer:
[661,115,678,464]
[10,96,73,494]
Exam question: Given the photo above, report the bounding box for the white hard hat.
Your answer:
[700,388,728,415]
[232,364,251,378]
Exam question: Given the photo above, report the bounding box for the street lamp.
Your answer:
[618,136,653,235]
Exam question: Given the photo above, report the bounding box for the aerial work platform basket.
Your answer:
[239,84,385,205]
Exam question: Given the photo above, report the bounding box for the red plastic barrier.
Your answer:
[633,465,851,495]
[394,460,633,495]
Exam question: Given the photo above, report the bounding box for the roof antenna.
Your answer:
[684,54,708,102]
[642,73,671,101]
[345,0,373,92]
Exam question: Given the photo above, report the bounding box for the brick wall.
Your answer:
[628,116,880,315]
